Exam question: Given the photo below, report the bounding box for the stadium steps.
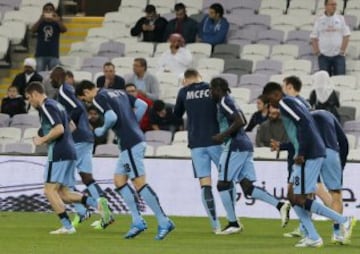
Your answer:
[0,16,103,100]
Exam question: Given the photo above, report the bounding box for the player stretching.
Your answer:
[25,82,111,234]
[174,69,222,233]
[263,82,355,247]
[50,67,111,228]
[75,80,175,240]
[210,77,291,235]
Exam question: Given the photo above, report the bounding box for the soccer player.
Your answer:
[312,109,349,243]
[25,81,111,234]
[75,80,175,240]
[210,77,291,235]
[262,82,355,247]
[274,76,333,238]
[50,67,110,228]
[173,69,222,233]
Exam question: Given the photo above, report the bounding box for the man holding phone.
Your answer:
[31,2,67,72]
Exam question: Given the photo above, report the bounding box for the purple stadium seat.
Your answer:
[254,59,283,76]
[97,41,125,59]
[255,29,285,46]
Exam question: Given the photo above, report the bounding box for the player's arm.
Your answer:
[212,97,246,143]
[93,94,117,137]
[59,85,82,124]
[173,89,185,119]
[128,94,148,122]
[279,99,311,164]
[334,119,349,169]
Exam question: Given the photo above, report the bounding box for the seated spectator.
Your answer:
[198,3,229,46]
[126,58,160,100]
[65,70,75,86]
[158,33,193,76]
[245,95,268,132]
[130,4,168,43]
[1,86,27,117]
[12,58,43,98]
[256,105,288,147]
[149,100,183,132]
[88,106,108,152]
[164,3,198,43]
[125,83,153,132]
[96,62,125,90]
[309,70,340,121]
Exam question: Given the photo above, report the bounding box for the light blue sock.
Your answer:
[201,186,220,229]
[58,212,72,229]
[82,196,97,208]
[305,199,346,224]
[293,205,320,241]
[116,184,143,224]
[219,188,237,222]
[139,184,168,227]
[87,182,103,199]
[251,187,279,207]
[73,203,87,216]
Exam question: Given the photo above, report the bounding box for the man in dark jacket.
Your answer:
[11,58,43,98]
[130,4,168,42]
[164,3,198,43]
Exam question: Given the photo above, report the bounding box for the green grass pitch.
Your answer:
[0,212,358,254]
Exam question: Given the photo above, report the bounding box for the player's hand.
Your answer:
[270,139,280,151]
[212,133,225,144]
[33,136,45,146]
[94,127,105,137]
[294,155,305,165]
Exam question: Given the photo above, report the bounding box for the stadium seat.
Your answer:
[72,71,93,82]
[145,130,173,147]
[103,11,138,28]
[111,56,135,72]
[212,43,241,59]
[69,41,98,57]
[10,114,40,130]
[19,6,42,25]
[157,72,180,87]
[172,131,188,144]
[0,0,22,9]
[224,59,253,80]
[253,147,277,159]
[331,75,357,90]
[19,0,43,8]
[0,21,26,45]
[0,127,22,144]
[228,0,261,13]
[97,41,125,59]
[285,30,311,45]
[197,58,224,73]
[155,143,191,158]
[238,74,269,89]
[145,144,155,157]
[241,44,270,62]
[120,0,147,9]
[154,42,170,57]
[177,0,203,15]
[125,42,154,58]
[231,87,251,104]
[161,86,180,105]
[338,106,357,125]
[0,37,9,63]
[2,10,25,23]
[282,59,312,75]
[81,56,109,74]
[94,144,119,156]
[0,113,10,127]
[149,0,175,14]
[22,127,38,144]
[341,90,360,103]
[287,0,317,15]
[271,15,298,34]
[227,29,257,47]
[342,101,360,120]
[254,59,283,76]
[346,134,357,149]
[259,0,286,16]
[145,57,160,74]
[347,148,360,161]
[60,55,83,71]
[240,103,257,121]
[186,42,212,66]
[344,15,358,31]
[270,44,299,62]
[212,73,238,87]
[240,14,271,32]
[4,142,34,154]
[86,27,114,43]
[255,29,285,46]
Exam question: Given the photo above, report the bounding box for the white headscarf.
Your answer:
[312,70,335,103]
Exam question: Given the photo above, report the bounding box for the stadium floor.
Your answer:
[0,212,359,254]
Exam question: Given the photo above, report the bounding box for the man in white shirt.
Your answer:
[310,0,350,76]
[158,33,193,76]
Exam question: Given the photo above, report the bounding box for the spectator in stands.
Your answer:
[245,95,268,132]
[164,3,198,43]
[126,58,160,100]
[11,58,43,98]
[65,70,75,86]
[96,62,125,90]
[198,3,229,47]
[130,4,168,43]
[1,85,27,117]
[88,105,108,153]
[31,2,67,71]
[125,83,153,132]
[310,0,350,76]
[149,100,183,133]
[158,33,193,76]
[309,70,340,121]
[256,104,288,147]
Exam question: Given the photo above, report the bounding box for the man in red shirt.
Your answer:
[125,83,153,132]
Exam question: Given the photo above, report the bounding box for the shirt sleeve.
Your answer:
[334,118,349,168]
[41,103,62,127]
[220,96,247,124]
[93,93,112,114]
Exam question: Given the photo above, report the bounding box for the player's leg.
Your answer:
[238,152,291,227]
[192,146,221,233]
[216,148,242,234]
